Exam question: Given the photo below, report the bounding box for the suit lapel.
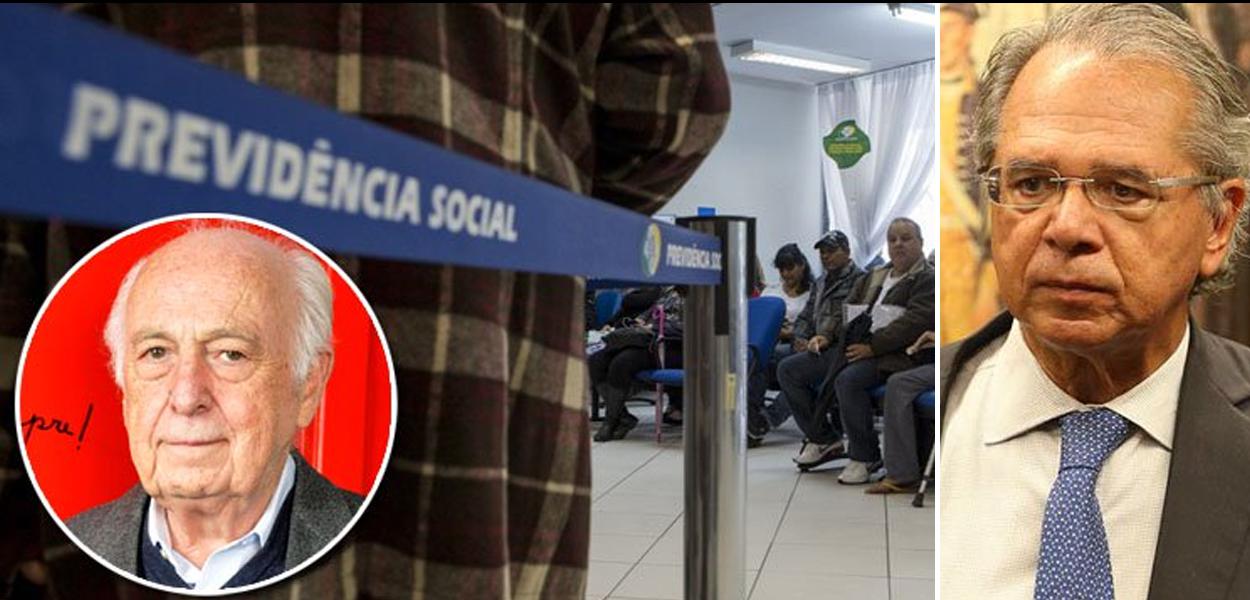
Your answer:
[115,484,149,573]
[1147,328,1250,599]
[940,311,1013,423]
[284,452,359,569]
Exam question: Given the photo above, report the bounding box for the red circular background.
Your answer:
[18,217,393,520]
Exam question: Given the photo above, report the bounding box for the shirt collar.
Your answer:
[983,321,1187,450]
[146,453,296,584]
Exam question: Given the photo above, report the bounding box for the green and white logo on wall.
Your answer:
[824,120,871,169]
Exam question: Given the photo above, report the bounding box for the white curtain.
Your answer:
[819,61,935,266]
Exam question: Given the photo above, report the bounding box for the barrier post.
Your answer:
[679,216,747,600]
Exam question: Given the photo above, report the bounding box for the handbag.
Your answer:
[602,326,655,351]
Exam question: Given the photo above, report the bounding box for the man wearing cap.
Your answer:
[775,230,863,464]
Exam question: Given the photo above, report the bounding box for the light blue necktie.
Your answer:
[1034,409,1131,600]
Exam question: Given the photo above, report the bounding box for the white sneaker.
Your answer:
[793,441,846,469]
[838,460,877,484]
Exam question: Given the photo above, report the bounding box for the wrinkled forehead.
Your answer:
[1001,45,1196,150]
[125,232,298,339]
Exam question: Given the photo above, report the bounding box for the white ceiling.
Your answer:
[713,3,935,86]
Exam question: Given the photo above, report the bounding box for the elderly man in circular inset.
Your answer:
[67,227,362,592]
[941,5,1250,600]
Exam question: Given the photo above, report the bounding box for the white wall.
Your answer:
[658,75,825,284]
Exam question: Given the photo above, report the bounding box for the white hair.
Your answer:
[103,229,334,386]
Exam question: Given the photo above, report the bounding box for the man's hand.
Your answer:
[846,343,874,362]
[793,338,809,353]
[808,335,829,354]
[906,330,936,355]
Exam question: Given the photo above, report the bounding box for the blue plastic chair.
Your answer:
[635,296,787,443]
[594,290,623,328]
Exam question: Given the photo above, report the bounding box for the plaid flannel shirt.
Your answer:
[0,4,728,599]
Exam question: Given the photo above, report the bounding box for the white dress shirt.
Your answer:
[147,454,296,591]
[941,321,1187,600]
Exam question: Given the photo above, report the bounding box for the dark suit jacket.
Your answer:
[66,452,363,579]
[942,313,1250,598]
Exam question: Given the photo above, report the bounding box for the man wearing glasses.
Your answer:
[941,4,1250,600]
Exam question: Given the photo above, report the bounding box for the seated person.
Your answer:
[589,286,681,423]
[763,243,815,348]
[832,218,934,483]
[866,331,935,494]
[588,287,683,441]
[606,287,665,326]
[755,243,816,432]
[774,231,863,452]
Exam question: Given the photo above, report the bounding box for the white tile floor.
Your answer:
[588,405,935,600]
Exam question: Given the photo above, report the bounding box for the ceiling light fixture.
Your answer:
[889,4,936,27]
[730,40,869,75]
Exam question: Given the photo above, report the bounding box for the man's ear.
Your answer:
[297,350,333,428]
[1201,179,1247,279]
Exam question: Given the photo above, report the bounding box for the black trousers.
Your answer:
[588,346,657,390]
[588,345,683,419]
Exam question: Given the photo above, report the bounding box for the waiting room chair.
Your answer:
[594,289,623,329]
[635,296,787,443]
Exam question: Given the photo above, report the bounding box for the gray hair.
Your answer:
[103,228,334,386]
[973,3,1250,294]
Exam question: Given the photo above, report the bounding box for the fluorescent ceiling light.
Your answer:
[893,6,935,26]
[731,40,869,75]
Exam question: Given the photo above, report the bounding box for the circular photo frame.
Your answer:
[15,213,396,595]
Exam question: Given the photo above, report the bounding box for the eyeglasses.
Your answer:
[980,165,1220,221]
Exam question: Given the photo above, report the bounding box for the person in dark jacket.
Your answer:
[588,287,683,441]
[830,218,934,482]
[773,231,863,452]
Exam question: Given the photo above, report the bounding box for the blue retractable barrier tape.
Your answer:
[0,5,722,285]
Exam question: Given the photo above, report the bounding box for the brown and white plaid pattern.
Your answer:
[0,4,729,599]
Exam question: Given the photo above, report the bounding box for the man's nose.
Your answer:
[168,353,212,415]
[1042,182,1106,255]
